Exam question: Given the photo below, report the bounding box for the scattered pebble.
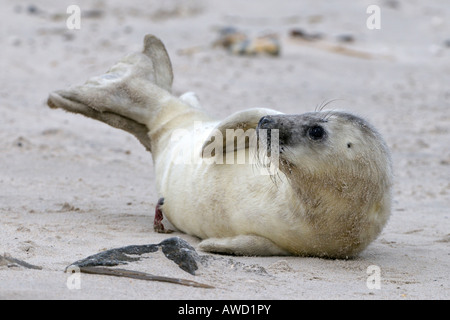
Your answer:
[267,260,294,273]
[290,28,323,41]
[27,4,39,15]
[214,27,280,56]
[336,34,355,43]
[82,9,103,19]
[59,202,80,212]
[13,136,31,148]
[62,33,75,42]
[384,0,400,9]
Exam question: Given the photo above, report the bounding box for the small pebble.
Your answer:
[336,34,355,43]
[27,5,39,14]
[290,28,323,41]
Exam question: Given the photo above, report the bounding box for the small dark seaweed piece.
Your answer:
[67,237,200,275]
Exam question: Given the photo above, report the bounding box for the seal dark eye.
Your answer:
[308,125,325,140]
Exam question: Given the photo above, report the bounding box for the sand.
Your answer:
[0,0,449,300]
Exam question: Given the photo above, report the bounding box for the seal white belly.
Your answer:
[47,35,393,258]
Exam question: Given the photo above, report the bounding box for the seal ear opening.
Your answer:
[201,108,283,158]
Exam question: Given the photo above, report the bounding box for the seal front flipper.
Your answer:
[198,235,289,256]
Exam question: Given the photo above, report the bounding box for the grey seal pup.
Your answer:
[47,35,393,258]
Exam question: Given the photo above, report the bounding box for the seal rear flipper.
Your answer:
[201,108,283,158]
[47,35,175,152]
[198,235,289,256]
